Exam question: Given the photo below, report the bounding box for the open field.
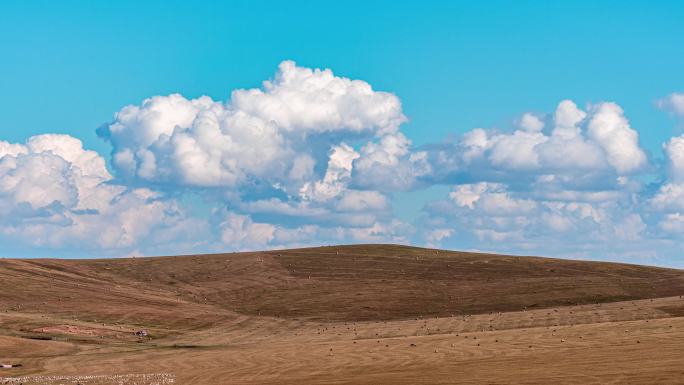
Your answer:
[2,244,684,384]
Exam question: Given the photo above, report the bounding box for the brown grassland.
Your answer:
[2,244,684,384]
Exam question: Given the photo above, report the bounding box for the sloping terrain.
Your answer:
[2,244,684,384]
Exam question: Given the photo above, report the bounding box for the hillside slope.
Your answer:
[2,244,684,324]
[4,245,684,384]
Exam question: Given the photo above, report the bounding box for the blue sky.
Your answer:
[2,1,684,265]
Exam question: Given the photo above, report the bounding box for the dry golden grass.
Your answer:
[2,244,684,384]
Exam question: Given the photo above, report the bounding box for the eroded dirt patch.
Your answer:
[32,325,117,337]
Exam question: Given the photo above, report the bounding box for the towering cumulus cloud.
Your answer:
[95,61,415,251]
[98,60,406,193]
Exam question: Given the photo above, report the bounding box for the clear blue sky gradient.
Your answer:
[3,1,683,151]
[1,1,683,260]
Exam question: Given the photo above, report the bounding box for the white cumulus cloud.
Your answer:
[98,61,406,195]
[0,134,203,255]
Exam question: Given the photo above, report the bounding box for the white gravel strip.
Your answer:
[0,373,175,385]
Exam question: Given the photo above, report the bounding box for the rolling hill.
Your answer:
[2,244,684,384]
